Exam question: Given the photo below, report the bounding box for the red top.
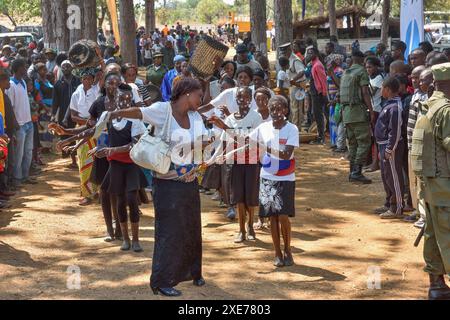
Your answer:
[108,151,133,164]
[311,58,328,96]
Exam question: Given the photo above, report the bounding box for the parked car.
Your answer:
[14,25,43,39]
[0,32,35,45]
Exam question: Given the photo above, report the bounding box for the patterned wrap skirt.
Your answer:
[76,138,98,198]
[259,178,296,218]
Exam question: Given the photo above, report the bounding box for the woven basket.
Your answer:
[188,36,229,79]
[69,39,102,69]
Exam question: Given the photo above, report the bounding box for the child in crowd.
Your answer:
[332,93,346,153]
[249,95,299,267]
[210,87,263,242]
[277,56,290,98]
[374,76,405,219]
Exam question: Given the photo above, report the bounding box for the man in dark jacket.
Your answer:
[51,60,80,168]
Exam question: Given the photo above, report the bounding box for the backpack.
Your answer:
[340,66,363,106]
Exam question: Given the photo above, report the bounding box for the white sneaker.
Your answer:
[211,191,221,201]
[414,217,425,229]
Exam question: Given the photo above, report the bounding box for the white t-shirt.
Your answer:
[369,74,384,113]
[261,114,272,123]
[69,84,100,119]
[249,121,299,181]
[127,82,144,105]
[222,109,262,164]
[5,78,31,126]
[140,102,207,165]
[210,87,258,117]
[97,111,146,138]
[277,70,291,89]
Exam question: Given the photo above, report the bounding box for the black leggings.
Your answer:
[116,190,140,223]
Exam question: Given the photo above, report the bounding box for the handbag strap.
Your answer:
[160,102,172,143]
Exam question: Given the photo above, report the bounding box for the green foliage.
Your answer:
[196,0,229,24]
[0,0,40,26]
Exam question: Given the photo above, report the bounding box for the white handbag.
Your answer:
[130,104,172,174]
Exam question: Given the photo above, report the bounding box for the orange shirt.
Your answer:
[162,27,169,37]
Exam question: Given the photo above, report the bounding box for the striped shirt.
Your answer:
[407,90,428,150]
[137,84,152,103]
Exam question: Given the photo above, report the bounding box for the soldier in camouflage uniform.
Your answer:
[411,62,450,300]
[340,51,375,184]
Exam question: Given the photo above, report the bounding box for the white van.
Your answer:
[0,32,36,45]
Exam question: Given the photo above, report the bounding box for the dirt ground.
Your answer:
[0,143,429,300]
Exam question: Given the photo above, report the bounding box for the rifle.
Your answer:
[414,226,425,247]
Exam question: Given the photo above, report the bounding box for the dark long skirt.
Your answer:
[150,178,202,288]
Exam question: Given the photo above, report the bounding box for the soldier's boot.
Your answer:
[428,274,450,300]
[349,164,372,184]
[348,162,355,182]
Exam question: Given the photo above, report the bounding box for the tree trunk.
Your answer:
[105,5,112,31]
[274,0,292,57]
[145,0,156,32]
[98,4,107,30]
[353,13,360,39]
[119,0,137,65]
[69,0,84,46]
[84,0,97,41]
[250,0,267,55]
[41,0,56,48]
[318,0,325,16]
[328,0,337,37]
[381,0,390,46]
[53,0,70,51]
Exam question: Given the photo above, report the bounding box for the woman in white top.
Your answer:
[108,77,211,297]
[209,87,262,243]
[198,66,257,117]
[69,68,101,206]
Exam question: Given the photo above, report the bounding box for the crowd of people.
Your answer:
[0,22,449,299]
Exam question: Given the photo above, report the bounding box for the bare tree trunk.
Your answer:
[53,0,69,51]
[328,0,337,37]
[145,0,156,32]
[318,0,325,16]
[98,4,107,30]
[381,0,390,46]
[250,0,267,55]
[69,0,84,45]
[119,0,137,65]
[274,0,292,57]
[84,0,97,41]
[105,5,112,31]
[42,0,56,48]
[353,13,361,39]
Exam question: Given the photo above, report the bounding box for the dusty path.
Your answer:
[0,145,428,300]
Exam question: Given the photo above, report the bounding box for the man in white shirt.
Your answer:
[5,58,35,187]
[69,70,100,124]
[279,42,306,129]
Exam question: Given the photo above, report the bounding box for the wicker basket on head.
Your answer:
[69,39,102,69]
[188,36,229,79]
